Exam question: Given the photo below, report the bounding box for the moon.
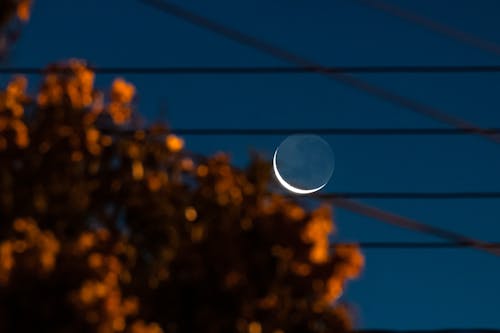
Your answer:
[273,149,326,194]
[273,134,335,194]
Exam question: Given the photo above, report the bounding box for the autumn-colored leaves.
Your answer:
[16,0,32,22]
[0,62,364,333]
[109,78,135,125]
[37,60,135,125]
[0,1,33,58]
[0,218,59,284]
[0,76,29,149]
[0,0,32,26]
[72,229,160,333]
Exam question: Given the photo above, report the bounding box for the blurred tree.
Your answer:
[0,0,32,59]
[0,61,363,333]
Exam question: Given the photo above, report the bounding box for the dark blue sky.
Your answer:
[4,0,500,330]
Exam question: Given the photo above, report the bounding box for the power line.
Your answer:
[169,128,500,136]
[362,327,500,333]
[101,127,500,137]
[3,65,500,74]
[342,242,500,249]
[317,192,500,199]
[355,0,500,56]
[137,0,500,145]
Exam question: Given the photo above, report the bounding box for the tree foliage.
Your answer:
[0,61,363,333]
[0,0,31,58]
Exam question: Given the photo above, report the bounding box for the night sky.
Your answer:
[3,0,500,330]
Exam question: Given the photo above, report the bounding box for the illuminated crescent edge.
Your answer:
[272,148,326,195]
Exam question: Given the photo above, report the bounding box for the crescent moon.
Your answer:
[273,148,327,195]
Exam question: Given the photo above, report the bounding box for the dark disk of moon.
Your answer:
[273,134,335,194]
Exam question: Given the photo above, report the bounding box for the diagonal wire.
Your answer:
[331,198,500,257]
[137,0,500,144]
[355,0,500,56]
[133,0,500,257]
[3,65,500,74]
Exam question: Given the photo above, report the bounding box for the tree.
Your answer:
[0,60,363,333]
[0,0,31,58]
